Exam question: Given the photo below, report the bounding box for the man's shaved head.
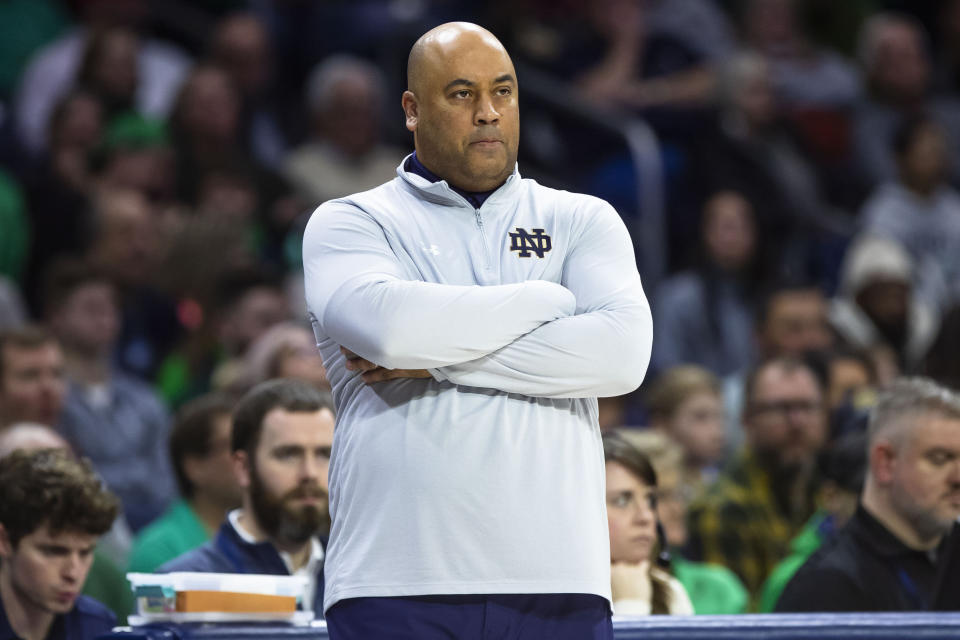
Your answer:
[407,23,506,92]
[0,422,70,459]
[402,22,519,192]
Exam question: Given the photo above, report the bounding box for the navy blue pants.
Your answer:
[326,594,613,639]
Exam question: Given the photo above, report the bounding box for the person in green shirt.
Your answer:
[127,393,241,572]
[758,429,867,612]
[672,555,748,615]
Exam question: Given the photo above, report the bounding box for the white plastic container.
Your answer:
[126,572,314,625]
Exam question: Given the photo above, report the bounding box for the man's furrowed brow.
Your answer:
[444,78,475,92]
[444,75,515,92]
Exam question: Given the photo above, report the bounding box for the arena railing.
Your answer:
[100,612,960,639]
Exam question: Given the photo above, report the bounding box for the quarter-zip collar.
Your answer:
[396,152,520,210]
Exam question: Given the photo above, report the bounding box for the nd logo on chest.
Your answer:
[509,227,552,258]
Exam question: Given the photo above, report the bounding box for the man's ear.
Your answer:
[232,450,251,490]
[0,523,13,559]
[402,91,419,132]
[870,441,897,486]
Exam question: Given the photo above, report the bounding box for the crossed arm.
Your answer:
[303,198,652,398]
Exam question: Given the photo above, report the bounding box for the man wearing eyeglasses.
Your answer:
[685,355,827,609]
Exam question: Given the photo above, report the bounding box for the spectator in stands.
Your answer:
[619,429,749,614]
[569,0,727,112]
[85,187,181,379]
[0,423,134,624]
[74,27,139,123]
[603,432,694,615]
[40,90,104,193]
[0,326,65,429]
[209,12,288,170]
[694,51,842,270]
[128,393,241,573]
[168,64,244,206]
[157,265,290,407]
[853,12,960,187]
[735,0,868,215]
[652,190,761,377]
[860,115,960,310]
[283,54,407,208]
[618,430,692,551]
[830,234,939,373]
[739,0,861,110]
[646,365,726,491]
[44,258,175,532]
[86,188,158,295]
[777,377,960,611]
[161,380,335,617]
[0,448,119,640]
[234,322,329,393]
[169,64,301,267]
[722,281,834,451]
[756,281,835,357]
[13,0,190,158]
[687,356,828,607]
[89,113,176,208]
[759,430,867,611]
[22,90,104,315]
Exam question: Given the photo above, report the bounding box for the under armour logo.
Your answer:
[509,228,552,258]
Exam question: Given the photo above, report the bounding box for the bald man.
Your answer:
[0,422,69,458]
[303,23,652,638]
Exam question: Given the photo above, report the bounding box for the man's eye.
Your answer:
[454,90,471,99]
[496,87,512,96]
[928,451,953,466]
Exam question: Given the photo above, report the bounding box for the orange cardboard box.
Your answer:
[175,590,297,613]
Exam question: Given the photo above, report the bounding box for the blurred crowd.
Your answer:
[1,0,959,623]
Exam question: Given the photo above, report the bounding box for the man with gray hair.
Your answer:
[776,377,960,611]
[282,54,406,206]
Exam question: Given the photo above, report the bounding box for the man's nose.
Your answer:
[948,458,960,485]
[300,456,321,482]
[62,555,83,583]
[474,94,500,125]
